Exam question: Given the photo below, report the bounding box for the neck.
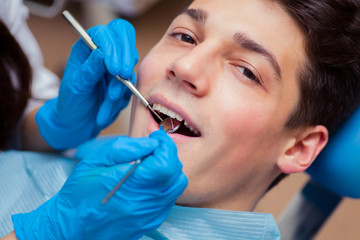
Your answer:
[177,166,281,212]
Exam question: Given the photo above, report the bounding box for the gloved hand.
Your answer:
[36,19,138,150]
[12,130,188,240]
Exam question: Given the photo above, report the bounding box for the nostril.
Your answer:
[168,69,197,89]
[185,80,197,90]
[167,66,201,93]
[168,70,176,78]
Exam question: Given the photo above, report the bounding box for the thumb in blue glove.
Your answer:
[12,130,188,240]
[36,19,139,150]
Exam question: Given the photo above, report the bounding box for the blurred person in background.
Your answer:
[0,0,59,151]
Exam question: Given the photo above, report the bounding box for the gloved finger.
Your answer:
[67,49,107,93]
[96,94,120,128]
[96,90,129,128]
[96,75,134,127]
[65,25,107,71]
[120,73,136,101]
[149,129,179,164]
[106,19,138,80]
[161,171,188,199]
[109,136,159,164]
[134,129,183,184]
[108,73,136,101]
[123,74,136,100]
[95,163,141,192]
[90,19,138,80]
[80,136,159,168]
[133,167,188,201]
[67,37,93,66]
[150,130,185,185]
[75,135,119,159]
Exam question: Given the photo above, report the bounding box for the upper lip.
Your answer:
[149,94,201,135]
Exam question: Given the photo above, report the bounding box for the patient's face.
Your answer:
[130,0,306,210]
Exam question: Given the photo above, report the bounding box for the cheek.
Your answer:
[215,96,291,178]
[218,107,268,168]
[137,56,156,92]
[130,54,159,137]
[137,42,171,90]
[218,96,271,140]
[210,92,281,171]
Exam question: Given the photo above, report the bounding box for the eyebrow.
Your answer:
[180,8,282,80]
[183,8,208,24]
[233,33,282,79]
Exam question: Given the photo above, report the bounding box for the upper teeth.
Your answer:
[184,121,199,134]
[153,104,183,122]
[153,103,200,135]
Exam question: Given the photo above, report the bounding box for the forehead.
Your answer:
[185,0,302,42]
[181,0,306,85]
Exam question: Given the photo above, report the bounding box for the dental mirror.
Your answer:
[160,118,183,133]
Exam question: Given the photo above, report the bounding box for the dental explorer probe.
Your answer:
[62,10,163,123]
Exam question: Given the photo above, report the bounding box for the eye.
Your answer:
[237,66,259,83]
[234,62,263,86]
[174,33,196,45]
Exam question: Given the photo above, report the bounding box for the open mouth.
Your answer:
[151,103,201,137]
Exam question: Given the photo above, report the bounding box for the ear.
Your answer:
[277,125,328,174]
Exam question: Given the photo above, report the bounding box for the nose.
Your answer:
[166,43,214,97]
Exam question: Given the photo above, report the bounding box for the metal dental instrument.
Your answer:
[101,159,141,204]
[160,118,183,133]
[62,10,163,123]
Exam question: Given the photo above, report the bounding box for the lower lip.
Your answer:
[146,111,197,143]
[147,111,160,133]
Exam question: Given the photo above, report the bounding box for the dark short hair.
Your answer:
[278,0,360,134]
[270,0,360,190]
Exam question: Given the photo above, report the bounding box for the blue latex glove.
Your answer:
[75,135,119,159]
[307,106,360,198]
[36,19,138,150]
[12,130,188,240]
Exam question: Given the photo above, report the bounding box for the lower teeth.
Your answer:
[153,110,200,136]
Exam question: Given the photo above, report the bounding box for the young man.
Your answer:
[129,0,360,211]
[6,0,360,239]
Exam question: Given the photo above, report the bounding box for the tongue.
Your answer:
[159,118,182,133]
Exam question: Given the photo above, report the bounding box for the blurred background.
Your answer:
[25,0,359,239]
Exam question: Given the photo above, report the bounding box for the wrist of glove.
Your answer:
[36,98,102,150]
[12,130,188,240]
[12,197,58,240]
